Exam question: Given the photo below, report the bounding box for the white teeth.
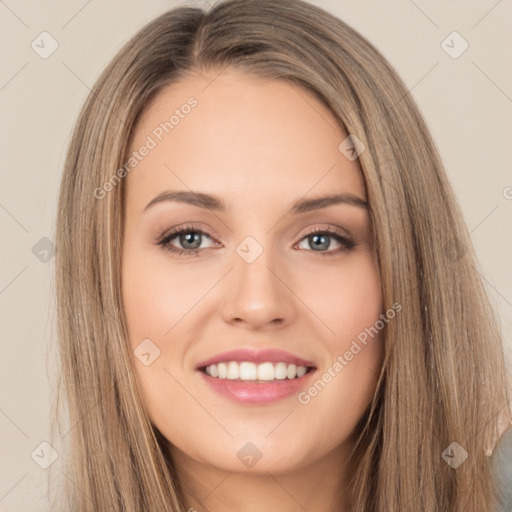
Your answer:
[203,361,311,381]
[258,362,274,381]
[296,366,307,378]
[274,362,287,380]
[227,361,239,379]
[218,362,227,379]
[210,364,219,378]
[239,362,257,380]
[286,364,297,379]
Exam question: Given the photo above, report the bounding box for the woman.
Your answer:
[53,0,512,510]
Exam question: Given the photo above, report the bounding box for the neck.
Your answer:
[169,441,353,512]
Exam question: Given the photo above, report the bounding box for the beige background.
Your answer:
[1,0,511,510]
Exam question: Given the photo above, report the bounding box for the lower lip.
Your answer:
[198,369,316,405]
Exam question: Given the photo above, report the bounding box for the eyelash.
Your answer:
[156,223,356,257]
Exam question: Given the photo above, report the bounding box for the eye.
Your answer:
[156,224,356,257]
[156,224,218,256]
[296,227,356,256]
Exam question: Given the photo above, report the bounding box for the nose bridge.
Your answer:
[220,234,295,328]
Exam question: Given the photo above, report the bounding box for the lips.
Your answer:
[195,348,318,405]
[195,348,317,370]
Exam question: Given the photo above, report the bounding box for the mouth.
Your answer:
[195,348,317,404]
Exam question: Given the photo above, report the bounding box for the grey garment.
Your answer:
[491,428,512,512]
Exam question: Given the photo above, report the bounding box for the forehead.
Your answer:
[126,69,366,209]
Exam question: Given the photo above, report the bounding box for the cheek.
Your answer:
[298,252,383,342]
[122,252,190,434]
[295,253,384,411]
[121,247,211,345]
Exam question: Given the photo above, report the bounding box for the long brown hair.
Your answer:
[53,0,512,510]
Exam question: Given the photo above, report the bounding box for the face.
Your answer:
[122,68,384,476]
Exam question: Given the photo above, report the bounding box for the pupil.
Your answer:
[180,232,201,249]
[311,234,329,251]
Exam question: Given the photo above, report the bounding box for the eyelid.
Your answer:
[293,223,351,242]
[155,223,219,245]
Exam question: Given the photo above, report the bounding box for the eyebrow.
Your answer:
[143,190,369,214]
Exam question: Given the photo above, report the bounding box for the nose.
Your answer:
[220,245,297,330]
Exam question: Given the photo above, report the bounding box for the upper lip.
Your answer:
[195,348,317,370]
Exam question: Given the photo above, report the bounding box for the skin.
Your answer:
[122,68,384,512]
